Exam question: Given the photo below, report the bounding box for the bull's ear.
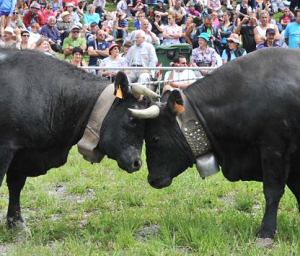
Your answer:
[167,90,185,115]
[114,71,130,99]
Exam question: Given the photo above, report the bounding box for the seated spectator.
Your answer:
[207,0,222,12]
[40,16,62,53]
[83,4,100,26]
[211,11,221,28]
[133,10,145,30]
[163,55,197,92]
[121,40,132,56]
[100,44,127,81]
[151,13,163,43]
[70,47,87,67]
[153,0,168,25]
[270,0,285,13]
[8,9,26,30]
[169,0,186,25]
[186,2,201,18]
[162,13,182,45]
[65,2,81,25]
[87,29,110,72]
[256,28,287,49]
[85,21,99,41]
[93,0,106,18]
[182,16,195,45]
[125,30,158,86]
[278,7,294,31]
[222,33,246,64]
[35,38,56,56]
[117,0,131,17]
[63,25,87,60]
[28,22,41,46]
[102,12,114,33]
[235,0,252,19]
[16,29,33,49]
[284,9,300,49]
[41,3,56,23]
[190,32,219,75]
[57,11,74,43]
[218,11,235,51]
[23,2,45,29]
[254,10,280,45]
[112,11,128,41]
[131,0,147,18]
[0,26,17,48]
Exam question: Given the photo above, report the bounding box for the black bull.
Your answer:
[137,48,300,240]
[0,49,157,228]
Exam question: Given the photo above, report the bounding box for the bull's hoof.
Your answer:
[6,217,31,239]
[255,238,274,248]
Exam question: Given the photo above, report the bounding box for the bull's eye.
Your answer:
[152,135,160,144]
[129,116,137,127]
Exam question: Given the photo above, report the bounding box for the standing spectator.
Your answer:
[236,0,252,19]
[222,33,246,64]
[70,47,87,67]
[0,26,17,48]
[87,29,110,70]
[23,2,45,29]
[125,30,158,85]
[16,29,32,49]
[40,16,62,52]
[0,0,17,35]
[112,11,128,41]
[163,55,197,92]
[253,10,280,45]
[100,44,127,81]
[279,7,294,31]
[117,0,130,17]
[285,9,300,49]
[35,38,56,56]
[162,13,182,45]
[83,4,100,26]
[190,32,219,76]
[63,24,86,60]
[257,28,286,49]
[235,14,257,53]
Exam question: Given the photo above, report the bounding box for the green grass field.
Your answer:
[0,147,300,255]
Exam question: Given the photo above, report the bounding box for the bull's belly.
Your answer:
[8,147,70,177]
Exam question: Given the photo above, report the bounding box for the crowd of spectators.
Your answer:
[0,0,299,88]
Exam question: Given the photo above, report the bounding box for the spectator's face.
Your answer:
[211,12,217,20]
[198,38,207,48]
[260,14,269,25]
[31,7,39,13]
[110,46,120,56]
[40,41,51,52]
[12,10,18,19]
[63,15,72,22]
[48,18,56,26]
[3,32,13,41]
[186,16,193,24]
[175,0,181,8]
[178,57,187,66]
[67,6,74,12]
[266,32,275,41]
[73,52,83,61]
[91,25,99,33]
[135,34,145,46]
[71,29,80,39]
[141,20,150,31]
[168,16,175,25]
[204,18,212,27]
[21,33,30,42]
[296,12,300,23]
[138,13,145,20]
[227,40,238,50]
[96,31,106,40]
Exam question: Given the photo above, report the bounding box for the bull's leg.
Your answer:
[257,146,288,239]
[6,172,27,228]
[287,172,300,212]
[0,146,15,186]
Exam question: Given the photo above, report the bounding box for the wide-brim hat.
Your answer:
[30,1,41,9]
[4,26,15,35]
[226,33,240,44]
[109,43,121,53]
[198,32,210,42]
[61,11,71,18]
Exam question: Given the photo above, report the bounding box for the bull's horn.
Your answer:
[128,105,160,119]
[131,84,160,99]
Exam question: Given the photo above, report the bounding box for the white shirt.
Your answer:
[125,41,158,67]
[164,70,197,86]
[100,56,127,73]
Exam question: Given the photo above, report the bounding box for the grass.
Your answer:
[0,147,300,255]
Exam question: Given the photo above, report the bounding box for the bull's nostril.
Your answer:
[133,159,142,169]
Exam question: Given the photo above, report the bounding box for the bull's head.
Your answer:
[97,72,160,173]
[130,90,194,188]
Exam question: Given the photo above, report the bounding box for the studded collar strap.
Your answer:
[176,92,212,158]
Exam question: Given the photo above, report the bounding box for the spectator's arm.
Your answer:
[253,27,264,44]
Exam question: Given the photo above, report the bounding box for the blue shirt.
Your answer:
[285,21,300,49]
[222,48,247,62]
[40,24,61,43]
[83,13,101,26]
[88,39,109,66]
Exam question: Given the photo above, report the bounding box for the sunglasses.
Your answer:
[13,12,18,14]
[227,40,235,43]
[22,34,30,37]
[72,30,80,33]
